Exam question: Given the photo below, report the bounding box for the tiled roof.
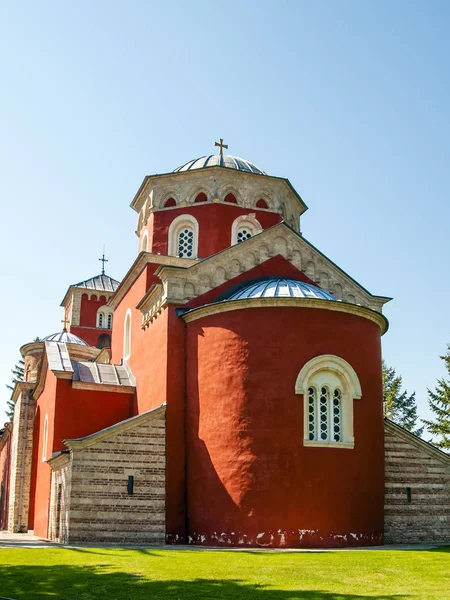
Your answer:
[174,154,266,175]
[74,274,120,293]
[73,362,134,387]
[42,331,89,346]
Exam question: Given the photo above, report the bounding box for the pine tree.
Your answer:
[423,344,450,451]
[5,358,25,421]
[382,360,423,437]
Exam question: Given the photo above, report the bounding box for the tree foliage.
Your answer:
[423,344,450,451]
[382,360,423,437]
[5,358,25,421]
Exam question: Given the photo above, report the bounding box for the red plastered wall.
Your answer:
[0,428,12,530]
[141,204,282,258]
[185,306,384,548]
[79,294,109,327]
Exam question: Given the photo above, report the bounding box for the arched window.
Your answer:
[295,355,362,449]
[141,230,149,252]
[256,199,268,209]
[97,333,111,349]
[97,306,113,329]
[231,214,262,246]
[42,414,48,462]
[224,193,237,204]
[168,214,199,259]
[124,309,132,360]
[164,197,176,208]
[194,192,207,203]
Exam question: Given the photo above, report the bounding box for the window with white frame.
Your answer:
[97,306,113,329]
[42,414,48,462]
[295,355,362,449]
[168,214,199,259]
[231,214,262,246]
[124,309,132,360]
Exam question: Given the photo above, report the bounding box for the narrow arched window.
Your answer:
[168,214,199,259]
[164,197,176,208]
[124,310,131,360]
[107,313,112,329]
[42,414,48,462]
[98,312,104,328]
[177,225,194,258]
[256,199,268,209]
[141,230,148,252]
[97,306,113,329]
[194,192,207,203]
[296,355,361,449]
[231,215,262,246]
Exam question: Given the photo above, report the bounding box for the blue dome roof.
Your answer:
[174,154,266,175]
[224,278,336,302]
[41,331,89,346]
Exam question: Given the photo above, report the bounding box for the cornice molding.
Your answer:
[181,297,389,334]
[71,381,135,394]
[153,222,390,314]
[385,418,450,464]
[108,252,197,310]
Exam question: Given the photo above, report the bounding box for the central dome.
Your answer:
[222,278,337,302]
[174,154,266,175]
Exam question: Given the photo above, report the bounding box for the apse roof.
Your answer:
[221,277,337,302]
[41,331,89,346]
[74,273,120,293]
[174,154,266,175]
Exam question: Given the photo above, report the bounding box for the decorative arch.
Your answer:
[231,213,262,246]
[168,214,199,259]
[194,192,207,203]
[295,355,362,449]
[256,198,269,209]
[123,309,132,360]
[141,230,149,252]
[224,193,237,204]
[164,197,177,208]
[97,333,111,349]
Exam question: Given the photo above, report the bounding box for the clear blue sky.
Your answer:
[1,0,449,424]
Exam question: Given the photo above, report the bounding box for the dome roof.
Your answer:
[41,331,89,346]
[174,154,266,175]
[223,277,336,302]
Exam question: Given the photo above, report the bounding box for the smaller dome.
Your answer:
[174,154,266,175]
[41,331,89,346]
[224,278,336,302]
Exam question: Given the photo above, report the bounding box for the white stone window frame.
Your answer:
[42,414,48,462]
[295,355,362,449]
[96,306,113,329]
[124,309,132,360]
[141,230,149,252]
[231,214,262,246]
[168,214,199,259]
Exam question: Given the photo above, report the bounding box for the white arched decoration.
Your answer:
[168,214,199,259]
[231,214,262,246]
[42,414,48,462]
[97,306,113,329]
[123,309,132,360]
[295,355,362,449]
[141,230,149,252]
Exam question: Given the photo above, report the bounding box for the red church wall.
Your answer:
[31,369,133,538]
[185,306,384,548]
[0,426,12,530]
[79,294,108,327]
[69,326,110,348]
[142,204,282,258]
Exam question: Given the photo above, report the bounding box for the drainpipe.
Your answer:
[17,389,30,532]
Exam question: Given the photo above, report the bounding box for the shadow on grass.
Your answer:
[0,564,411,600]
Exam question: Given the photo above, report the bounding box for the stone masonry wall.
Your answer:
[48,456,72,543]
[65,412,165,544]
[385,420,450,543]
[8,388,35,533]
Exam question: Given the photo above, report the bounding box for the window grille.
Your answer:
[237,228,252,243]
[178,227,194,258]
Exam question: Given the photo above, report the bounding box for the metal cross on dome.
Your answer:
[214,138,228,157]
[99,250,108,275]
[61,316,70,332]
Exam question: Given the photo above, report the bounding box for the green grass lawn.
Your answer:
[0,547,449,600]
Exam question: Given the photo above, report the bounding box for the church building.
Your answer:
[1,142,449,547]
